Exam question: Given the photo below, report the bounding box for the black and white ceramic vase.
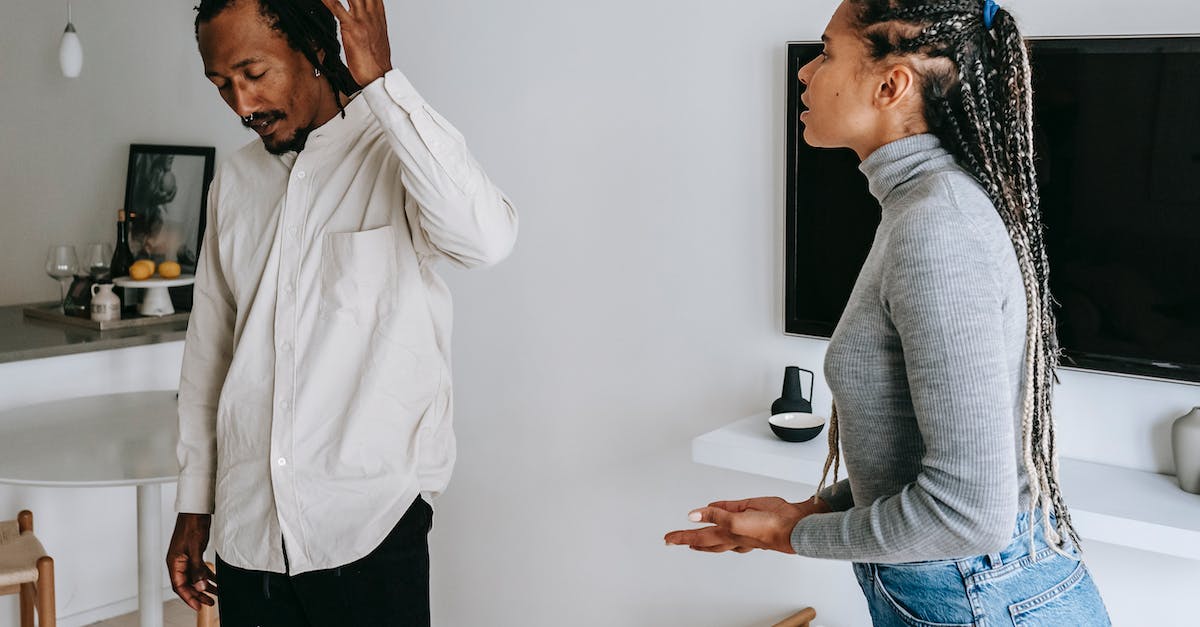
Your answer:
[771,366,814,416]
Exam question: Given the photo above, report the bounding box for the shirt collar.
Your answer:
[276,92,371,162]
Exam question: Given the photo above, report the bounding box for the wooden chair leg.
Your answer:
[196,561,219,627]
[197,602,217,627]
[36,556,55,627]
[19,582,35,627]
[16,510,37,627]
[772,607,817,627]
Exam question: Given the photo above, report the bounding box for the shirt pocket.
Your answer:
[318,225,398,324]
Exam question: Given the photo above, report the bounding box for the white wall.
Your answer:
[398,0,1200,625]
[1,1,1199,626]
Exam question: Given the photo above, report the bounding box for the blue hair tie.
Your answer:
[983,0,1001,29]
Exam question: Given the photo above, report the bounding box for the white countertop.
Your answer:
[694,414,1200,560]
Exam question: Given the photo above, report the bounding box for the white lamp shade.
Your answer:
[59,23,83,78]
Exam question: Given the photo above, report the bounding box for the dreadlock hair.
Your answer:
[194,0,360,116]
[814,0,1081,556]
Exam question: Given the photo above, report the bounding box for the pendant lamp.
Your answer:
[59,1,83,78]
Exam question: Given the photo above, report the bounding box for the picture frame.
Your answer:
[122,144,216,275]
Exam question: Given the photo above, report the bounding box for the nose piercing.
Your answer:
[314,68,321,77]
[242,113,255,123]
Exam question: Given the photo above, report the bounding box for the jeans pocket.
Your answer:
[1008,561,1111,626]
[872,563,976,627]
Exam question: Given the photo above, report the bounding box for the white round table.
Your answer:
[0,391,181,627]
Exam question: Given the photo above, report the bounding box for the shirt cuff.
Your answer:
[791,510,841,558]
[361,68,425,115]
[175,474,216,515]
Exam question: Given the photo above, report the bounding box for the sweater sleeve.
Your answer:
[791,200,1020,563]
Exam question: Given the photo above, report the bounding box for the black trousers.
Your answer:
[216,496,433,627]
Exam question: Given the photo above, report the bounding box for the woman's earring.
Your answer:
[314,68,322,77]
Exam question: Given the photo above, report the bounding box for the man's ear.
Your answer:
[875,63,918,111]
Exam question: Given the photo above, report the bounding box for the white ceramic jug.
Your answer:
[90,282,121,322]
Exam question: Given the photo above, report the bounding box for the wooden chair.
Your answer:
[195,561,219,627]
[771,607,817,627]
[0,510,55,627]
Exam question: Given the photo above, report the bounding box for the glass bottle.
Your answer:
[109,210,136,316]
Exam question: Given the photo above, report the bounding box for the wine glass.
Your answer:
[84,242,113,278]
[45,244,79,311]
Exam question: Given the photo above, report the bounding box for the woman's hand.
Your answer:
[664,496,831,554]
[321,0,393,86]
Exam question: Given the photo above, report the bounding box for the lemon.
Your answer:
[129,262,153,281]
[158,261,181,279]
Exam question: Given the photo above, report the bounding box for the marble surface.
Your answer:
[0,302,187,364]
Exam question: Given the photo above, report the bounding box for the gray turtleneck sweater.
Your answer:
[790,134,1032,563]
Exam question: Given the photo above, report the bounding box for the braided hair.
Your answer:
[815,0,1080,555]
[194,0,359,115]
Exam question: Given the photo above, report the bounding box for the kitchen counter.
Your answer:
[0,303,188,364]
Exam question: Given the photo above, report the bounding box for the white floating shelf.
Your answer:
[693,414,1200,561]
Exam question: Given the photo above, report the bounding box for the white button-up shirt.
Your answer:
[175,70,518,574]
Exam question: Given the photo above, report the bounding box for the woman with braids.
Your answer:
[166,0,517,625]
[666,1,1110,624]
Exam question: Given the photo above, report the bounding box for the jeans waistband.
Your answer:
[982,508,1073,570]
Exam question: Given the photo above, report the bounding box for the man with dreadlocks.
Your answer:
[165,0,517,624]
[667,1,1110,624]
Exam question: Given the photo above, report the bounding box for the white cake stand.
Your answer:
[113,274,195,316]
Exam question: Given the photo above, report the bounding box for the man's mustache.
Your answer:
[241,111,287,127]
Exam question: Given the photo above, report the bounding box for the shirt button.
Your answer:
[284,283,295,295]
[287,226,299,238]
[280,399,291,410]
[277,457,287,467]
[296,170,306,179]
[280,342,292,352]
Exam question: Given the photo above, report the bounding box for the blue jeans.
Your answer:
[852,512,1110,626]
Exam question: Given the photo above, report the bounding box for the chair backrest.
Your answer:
[0,520,19,545]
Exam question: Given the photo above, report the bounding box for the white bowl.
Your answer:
[768,412,825,442]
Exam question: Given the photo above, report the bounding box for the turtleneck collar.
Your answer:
[858,133,956,205]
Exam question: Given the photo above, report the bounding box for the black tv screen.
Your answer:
[784,37,1200,384]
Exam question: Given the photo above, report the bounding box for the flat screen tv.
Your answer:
[785,36,1200,384]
